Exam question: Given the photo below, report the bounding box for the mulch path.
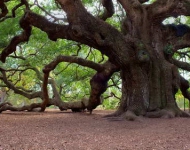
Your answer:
[0,109,189,150]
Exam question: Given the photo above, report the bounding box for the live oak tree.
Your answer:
[1,0,190,119]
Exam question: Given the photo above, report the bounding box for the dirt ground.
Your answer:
[0,109,189,150]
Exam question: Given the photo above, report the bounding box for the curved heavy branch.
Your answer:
[99,0,114,21]
[0,67,42,99]
[1,1,133,67]
[42,56,119,112]
[173,33,190,51]
[11,0,30,17]
[117,0,143,19]
[55,0,132,66]
[172,58,190,72]
[49,79,89,112]
[43,55,104,73]
[41,72,50,111]
[0,1,8,18]
[148,0,190,23]
[180,76,190,101]
[49,79,67,111]
[0,102,42,113]
[162,24,190,54]
[87,61,119,113]
[0,15,32,62]
[41,55,104,111]
[23,11,70,41]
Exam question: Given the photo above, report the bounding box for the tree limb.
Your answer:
[0,68,42,99]
[99,0,115,21]
[117,0,143,19]
[172,58,190,72]
[148,0,190,23]
[0,15,32,62]
[43,55,104,73]
[55,0,132,66]
[173,34,190,51]
[180,76,190,101]
[0,1,8,18]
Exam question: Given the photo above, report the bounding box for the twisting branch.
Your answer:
[0,0,30,21]
[0,67,42,99]
[161,24,190,56]
[49,79,67,111]
[173,34,190,52]
[12,0,30,17]
[42,53,120,113]
[148,0,178,22]
[41,72,50,111]
[148,0,190,23]
[0,102,42,113]
[138,0,149,3]
[99,0,115,21]
[0,15,32,62]
[33,0,65,22]
[41,55,104,111]
[0,1,8,18]
[172,58,190,72]
[87,61,119,113]
[117,0,143,18]
[1,1,132,67]
[180,76,190,101]
[43,55,104,73]
[55,0,132,66]
[104,92,121,101]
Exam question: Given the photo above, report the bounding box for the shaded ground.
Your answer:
[0,109,189,150]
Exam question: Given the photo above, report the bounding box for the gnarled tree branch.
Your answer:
[0,67,42,99]
[99,0,115,21]
[0,15,32,62]
[43,55,104,73]
[148,0,190,23]
[172,58,190,72]
[0,1,8,18]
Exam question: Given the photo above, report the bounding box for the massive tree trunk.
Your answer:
[0,0,190,119]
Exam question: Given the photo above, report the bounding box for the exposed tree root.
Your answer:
[145,108,190,118]
[105,107,190,121]
[103,109,125,118]
[104,110,144,121]
[124,110,139,121]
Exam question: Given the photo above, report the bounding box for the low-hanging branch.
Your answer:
[1,0,133,67]
[41,55,119,113]
[0,67,42,99]
[41,55,104,111]
[0,102,42,113]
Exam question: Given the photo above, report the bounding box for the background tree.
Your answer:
[0,0,190,120]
